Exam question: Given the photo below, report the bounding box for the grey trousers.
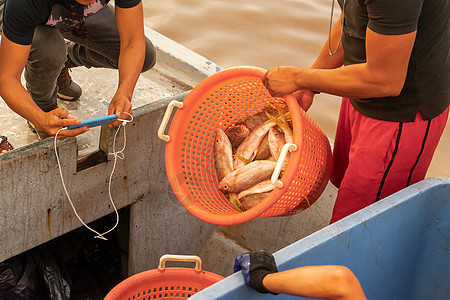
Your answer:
[0,3,156,110]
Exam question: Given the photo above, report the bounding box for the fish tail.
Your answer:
[233,154,252,165]
[264,111,283,127]
[228,193,245,212]
[275,103,287,124]
[301,194,311,207]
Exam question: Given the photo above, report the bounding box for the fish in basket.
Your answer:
[158,66,331,225]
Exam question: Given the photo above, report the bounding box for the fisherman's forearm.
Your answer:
[263,266,366,300]
[0,77,45,125]
[294,63,401,99]
[115,40,145,99]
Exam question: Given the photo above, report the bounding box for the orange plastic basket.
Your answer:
[105,255,223,300]
[158,66,331,225]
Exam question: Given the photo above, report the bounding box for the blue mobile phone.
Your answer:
[68,114,119,129]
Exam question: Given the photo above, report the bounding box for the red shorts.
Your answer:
[330,99,449,223]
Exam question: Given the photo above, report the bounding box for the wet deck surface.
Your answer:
[0,64,192,157]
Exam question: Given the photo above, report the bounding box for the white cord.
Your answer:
[54,112,133,240]
[328,0,345,56]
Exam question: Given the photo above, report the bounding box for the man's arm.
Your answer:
[0,34,83,138]
[263,28,416,99]
[263,265,367,300]
[234,251,366,299]
[108,2,146,126]
[312,12,345,70]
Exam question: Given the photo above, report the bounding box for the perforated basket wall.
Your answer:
[105,268,223,300]
[164,67,331,225]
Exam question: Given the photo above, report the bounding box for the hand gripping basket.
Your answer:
[158,66,331,225]
[105,255,223,300]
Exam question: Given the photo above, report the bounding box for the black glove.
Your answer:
[234,250,278,294]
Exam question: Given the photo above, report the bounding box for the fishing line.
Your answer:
[54,112,133,240]
[328,0,345,56]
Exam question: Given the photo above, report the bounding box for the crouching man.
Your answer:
[0,0,156,139]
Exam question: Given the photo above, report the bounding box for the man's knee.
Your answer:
[141,38,156,73]
[29,26,67,70]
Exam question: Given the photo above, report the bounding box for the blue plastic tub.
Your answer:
[194,177,450,299]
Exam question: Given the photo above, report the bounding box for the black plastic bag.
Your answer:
[31,247,71,300]
[0,213,123,299]
[0,254,42,299]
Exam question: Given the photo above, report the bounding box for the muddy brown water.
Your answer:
[143,0,449,178]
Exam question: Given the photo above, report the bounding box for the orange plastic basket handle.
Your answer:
[271,143,298,188]
[158,100,184,142]
[158,254,203,272]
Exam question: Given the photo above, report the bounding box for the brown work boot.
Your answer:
[28,121,52,140]
[57,61,82,101]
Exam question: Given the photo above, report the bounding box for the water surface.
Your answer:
[142,0,449,178]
